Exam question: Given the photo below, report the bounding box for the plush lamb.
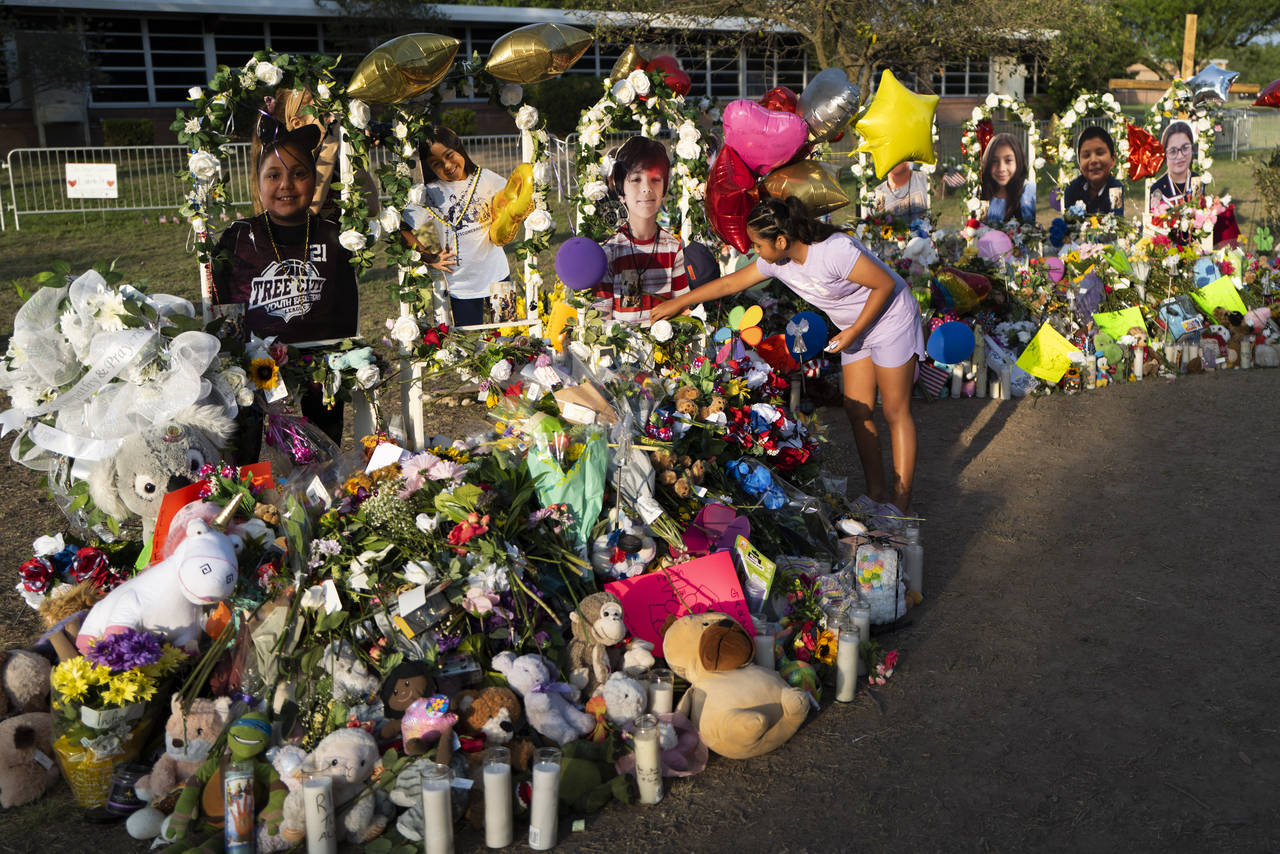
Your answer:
[279,728,387,845]
[491,652,595,745]
[599,672,647,728]
[319,640,381,704]
[88,405,235,541]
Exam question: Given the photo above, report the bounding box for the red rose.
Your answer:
[19,558,53,594]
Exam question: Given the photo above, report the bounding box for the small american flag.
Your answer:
[918,360,950,399]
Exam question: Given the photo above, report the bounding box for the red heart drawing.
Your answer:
[67,179,77,187]
[106,180,115,187]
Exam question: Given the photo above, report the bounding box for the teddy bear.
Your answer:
[674,398,698,417]
[87,405,236,542]
[278,727,387,846]
[661,611,809,759]
[454,686,535,770]
[491,652,595,745]
[320,639,381,705]
[132,694,233,814]
[698,395,726,421]
[1213,308,1251,366]
[0,712,58,808]
[0,649,52,720]
[567,592,655,698]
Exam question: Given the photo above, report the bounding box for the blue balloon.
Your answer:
[926,321,975,365]
[555,236,609,291]
[1193,257,1219,288]
[785,311,829,362]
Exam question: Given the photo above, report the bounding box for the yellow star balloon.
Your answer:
[347,33,460,104]
[854,69,939,179]
[485,23,593,85]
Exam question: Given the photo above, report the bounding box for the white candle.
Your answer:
[1133,346,1144,381]
[483,747,512,849]
[528,750,561,851]
[999,363,1013,400]
[1164,342,1179,370]
[421,763,453,854]
[835,629,858,703]
[849,600,872,676]
[903,520,924,596]
[647,668,675,715]
[303,776,337,854]
[752,624,775,670]
[989,371,1003,400]
[973,331,987,398]
[632,714,663,805]
[1084,354,1097,389]
[950,362,965,397]
[1241,338,1253,369]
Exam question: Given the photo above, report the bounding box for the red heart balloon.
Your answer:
[646,55,691,97]
[1126,122,1165,181]
[759,87,798,113]
[976,119,994,157]
[705,145,759,254]
[1255,78,1280,107]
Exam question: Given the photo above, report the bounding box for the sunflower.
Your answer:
[249,357,280,391]
[880,224,895,239]
[814,629,839,666]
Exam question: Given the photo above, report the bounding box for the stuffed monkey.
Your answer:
[567,592,654,697]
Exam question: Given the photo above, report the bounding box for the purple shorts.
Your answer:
[839,285,926,368]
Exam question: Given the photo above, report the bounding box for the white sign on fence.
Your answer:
[65,163,118,199]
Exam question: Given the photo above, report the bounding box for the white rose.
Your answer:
[1032,157,1046,171]
[407,182,427,207]
[1062,110,1077,126]
[317,83,331,100]
[1063,149,1075,162]
[985,93,1000,108]
[188,86,203,100]
[1073,97,1086,112]
[612,80,636,106]
[415,513,439,533]
[646,122,661,136]
[675,138,699,160]
[348,99,370,130]
[678,121,700,142]
[650,319,673,342]
[971,107,984,122]
[583,180,609,201]
[184,117,202,134]
[1200,171,1213,185]
[532,161,553,185]
[338,229,367,252]
[499,84,523,107]
[402,141,415,158]
[300,585,325,610]
[393,122,408,139]
[582,203,596,216]
[600,154,615,177]
[355,364,381,389]
[187,151,220,181]
[32,534,64,557]
[627,69,651,97]
[966,196,982,212]
[489,359,513,382]
[581,124,602,148]
[366,218,384,242]
[692,181,706,200]
[403,560,437,585]
[515,105,539,130]
[254,62,283,87]
[526,270,543,288]
[526,208,553,232]
[378,206,400,235]
[390,314,420,347]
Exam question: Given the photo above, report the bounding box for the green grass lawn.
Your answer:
[0,154,1269,336]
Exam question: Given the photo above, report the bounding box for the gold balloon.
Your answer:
[608,44,647,84]
[761,160,849,216]
[485,23,593,85]
[347,33,459,104]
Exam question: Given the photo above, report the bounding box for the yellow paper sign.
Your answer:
[1191,275,1248,318]
[1092,306,1146,341]
[546,301,577,353]
[1016,322,1079,383]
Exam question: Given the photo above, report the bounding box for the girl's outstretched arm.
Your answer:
[824,254,897,353]
[648,261,769,322]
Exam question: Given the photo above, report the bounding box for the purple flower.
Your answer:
[86,629,163,672]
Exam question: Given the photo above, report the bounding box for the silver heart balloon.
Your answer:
[1187,62,1239,104]
[798,68,860,143]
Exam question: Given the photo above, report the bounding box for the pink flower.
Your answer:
[463,586,500,615]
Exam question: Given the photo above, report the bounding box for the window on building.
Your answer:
[932,58,990,97]
[147,19,208,105]
[706,48,741,99]
[84,17,148,105]
[212,19,266,72]
[1025,56,1044,97]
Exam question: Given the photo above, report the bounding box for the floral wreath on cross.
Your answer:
[376,53,557,330]
[1143,78,1225,242]
[1052,91,1130,190]
[960,92,1042,218]
[570,68,711,243]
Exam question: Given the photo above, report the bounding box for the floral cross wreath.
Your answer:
[960,92,1042,217]
[1144,78,1218,190]
[1052,91,1130,191]
[570,68,711,243]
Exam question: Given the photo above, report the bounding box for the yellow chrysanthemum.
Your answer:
[249,357,281,391]
[156,644,189,674]
[51,659,93,702]
[101,675,138,707]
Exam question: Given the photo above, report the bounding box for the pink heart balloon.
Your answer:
[1042,256,1065,283]
[976,229,1013,261]
[722,99,809,176]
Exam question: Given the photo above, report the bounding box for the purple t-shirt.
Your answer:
[755,232,921,352]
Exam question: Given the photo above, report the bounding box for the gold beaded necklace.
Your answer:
[263,213,311,286]
[418,169,482,264]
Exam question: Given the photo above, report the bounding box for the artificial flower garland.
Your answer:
[960,92,1043,217]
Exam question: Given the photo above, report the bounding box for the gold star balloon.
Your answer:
[347,33,460,104]
[485,23,593,85]
[761,160,849,216]
[854,69,939,179]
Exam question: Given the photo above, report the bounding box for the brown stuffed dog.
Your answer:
[661,612,809,759]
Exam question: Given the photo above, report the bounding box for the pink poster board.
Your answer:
[605,550,755,658]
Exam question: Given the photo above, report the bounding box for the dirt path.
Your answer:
[3,371,1278,852]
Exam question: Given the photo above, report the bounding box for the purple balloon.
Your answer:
[555,236,609,291]
[976,229,1014,261]
[1043,256,1065,283]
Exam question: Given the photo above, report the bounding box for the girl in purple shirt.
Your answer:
[652,198,924,515]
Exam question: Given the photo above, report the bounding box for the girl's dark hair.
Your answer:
[1161,120,1195,157]
[418,125,478,182]
[979,132,1029,223]
[745,197,842,246]
[378,660,435,719]
[610,136,671,196]
[1076,125,1116,158]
